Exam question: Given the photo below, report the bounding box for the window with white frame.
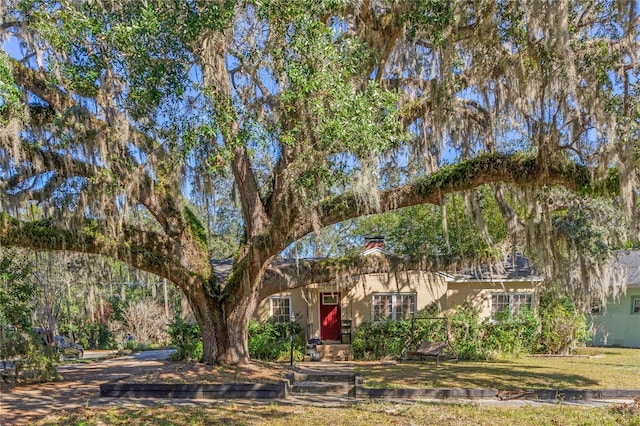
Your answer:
[270,297,292,322]
[371,293,416,321]
[633,298,640,315]
[490,293,533,318]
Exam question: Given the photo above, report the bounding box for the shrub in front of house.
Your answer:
[536,289,589,354]
[352,318,446,360]
[352,320,410,360]
[482,309,539,359]
[248,319,305,362]
[448,302,487,360]
[353,302,541,361]
[353,295,587,361]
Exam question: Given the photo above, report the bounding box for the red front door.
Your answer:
[320,292,341,341]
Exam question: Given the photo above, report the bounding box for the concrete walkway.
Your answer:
[0,350,174,425]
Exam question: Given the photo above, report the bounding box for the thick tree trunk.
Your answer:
[190,287,259,365]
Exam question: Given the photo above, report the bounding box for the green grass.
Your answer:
[35,401,640,426]
[30,348,640,425]
[358,348,640,390]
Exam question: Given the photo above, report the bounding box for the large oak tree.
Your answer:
[1,0,638,364]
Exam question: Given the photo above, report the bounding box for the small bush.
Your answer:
[613,396,640,423]
[348,290,592,362]
[0,325,30,359]
[536,289,588,354]
[75,321,112,350]
[353,302,541,361]
[483,309,539,358]
[449,302,486,360]
[248,319,304,362]
[167,316,202,361]
[352,320,408,360]
[8,332,60,384]
[123,339,154,353]
[352,318,445,360]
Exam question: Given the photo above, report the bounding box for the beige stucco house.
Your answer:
[254,240,544,343]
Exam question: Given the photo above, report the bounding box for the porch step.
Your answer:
[291,381,354,396]
[292,372,355,383]
[315,344,353,362]
[288,366,356,397]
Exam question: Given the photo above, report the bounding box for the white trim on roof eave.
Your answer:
[435,271,455,280]
[361,247,393,256]
[444,276,545,283]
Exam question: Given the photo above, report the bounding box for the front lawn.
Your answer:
[358,347,640,390]
[35,400,640,426]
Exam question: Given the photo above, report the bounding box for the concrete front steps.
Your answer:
[315,343,353,362]
[287,363,357,397]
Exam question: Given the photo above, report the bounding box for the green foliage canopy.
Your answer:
[0,251,35,329]
[0,0,637,364]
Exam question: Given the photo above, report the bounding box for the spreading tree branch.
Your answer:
[0,214,204,287]
[306,153,615,238]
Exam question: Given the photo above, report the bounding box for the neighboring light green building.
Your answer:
[590,251,640,348]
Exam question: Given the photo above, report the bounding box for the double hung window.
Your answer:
[490,293,533,318]
[372,293,416,321]
[270,297,292,322]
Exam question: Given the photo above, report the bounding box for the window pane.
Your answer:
[322,294,339,305]
[372,295,393,321]
[396,294,416,320]
[271,298,291,322]
[491,294,510,318]
[634,299,640,314]
[512,294,532,316]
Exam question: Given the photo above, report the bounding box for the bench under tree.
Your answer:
[400,316,458,366]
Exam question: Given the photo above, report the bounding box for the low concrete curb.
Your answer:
[357,387,498,399]
[100,381,288,399]
[516,389,640,401]
[355,387,640,401]
[99,377,640,402]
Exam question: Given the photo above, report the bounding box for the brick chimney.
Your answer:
[364,236,385,251]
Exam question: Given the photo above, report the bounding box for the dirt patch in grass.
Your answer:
[118,360,288,385]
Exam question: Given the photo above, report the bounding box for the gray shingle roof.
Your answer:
[212,252,544,283]
[617,250,640,287]
[441,253,543,282]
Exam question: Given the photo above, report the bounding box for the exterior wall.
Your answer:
[445,281,541,318]
[343,271,447,331]
[254,270,447,339]
[590,287,640,348]
[253,290,311,328]
[254,273,542,340]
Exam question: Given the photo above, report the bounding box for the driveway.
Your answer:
[0,350,173,426]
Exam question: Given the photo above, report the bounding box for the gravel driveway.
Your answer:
[0,350,174,425]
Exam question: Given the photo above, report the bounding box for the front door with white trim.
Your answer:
[320,292,341,341]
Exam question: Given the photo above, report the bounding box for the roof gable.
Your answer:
[362,246,393,257]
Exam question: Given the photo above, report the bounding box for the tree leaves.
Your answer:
[0,251,35,329]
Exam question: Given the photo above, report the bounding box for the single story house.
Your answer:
[254,239,544,342]
[589,250,640,348]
